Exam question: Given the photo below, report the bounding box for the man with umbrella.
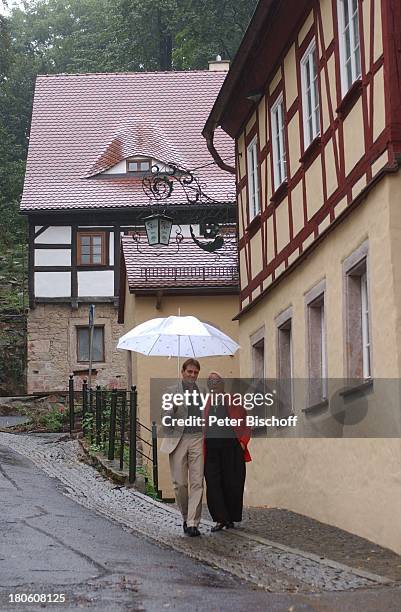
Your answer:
[160,358,204,537]
[117,314,240,538]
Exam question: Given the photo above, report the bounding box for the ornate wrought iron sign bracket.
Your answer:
[141,163,235,253]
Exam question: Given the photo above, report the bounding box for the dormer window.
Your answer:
[126,157,152,173]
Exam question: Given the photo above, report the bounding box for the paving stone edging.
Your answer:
[0,432,393,594]
[77,438,147,493]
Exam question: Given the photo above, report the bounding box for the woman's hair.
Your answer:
[207,371,223,379]
[207,371,224,385]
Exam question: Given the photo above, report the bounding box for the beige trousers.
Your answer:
[169,432,204,527]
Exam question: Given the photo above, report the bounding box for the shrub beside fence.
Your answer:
[68,375,159,496]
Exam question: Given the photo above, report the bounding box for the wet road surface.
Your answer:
[1,441,401,611]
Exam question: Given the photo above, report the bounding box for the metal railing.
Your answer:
[68,375,159,494]
[140,265,239,282]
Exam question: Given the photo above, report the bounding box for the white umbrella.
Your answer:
[117,315,239,359]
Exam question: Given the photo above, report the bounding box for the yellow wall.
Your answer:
[237,172,401,553]
[122,291,240,497]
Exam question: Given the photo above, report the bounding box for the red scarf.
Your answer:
[203,395,252,462]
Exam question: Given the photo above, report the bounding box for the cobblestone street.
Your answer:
[1,432,401,611]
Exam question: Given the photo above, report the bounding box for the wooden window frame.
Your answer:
[77,231,108,266]
[301,40,321,149]
[246,137,261,221]
[275,307,294,416]
[305,283,328,406]
[76,325,105,363]
[251,326,265,380]
[271,94,287,190]
[126,157,152,174]
[337,0,362,96]
[343,242,372,380]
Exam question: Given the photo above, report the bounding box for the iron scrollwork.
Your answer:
[142,163,232,252]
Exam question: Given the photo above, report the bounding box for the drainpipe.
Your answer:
[205,55,236,176]
[205,128,236,175]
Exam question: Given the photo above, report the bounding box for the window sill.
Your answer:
[336,79,362,120]
[339,379,373,398]
[246,213,262,238]
[302,398,329,414]
[299,136,321,166]
[276,411,295,427]
[77,264,110,270]
[270,180,288,205]
[72,367,99,375]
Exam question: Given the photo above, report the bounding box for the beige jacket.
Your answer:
[159,381,203,454]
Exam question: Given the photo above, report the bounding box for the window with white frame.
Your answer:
[360,271,371,379]
[306,288,327,405]
[251,330,272,426]
[251,331,265,380]
[277,316,294,415]
[338,0,362,95]
[247,137,260,220]
[271,95,287,190]
[344,249,371,380]
[301,41,321,148]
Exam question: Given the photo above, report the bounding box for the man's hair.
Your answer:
[182,358,200,372]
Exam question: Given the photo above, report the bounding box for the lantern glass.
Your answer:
[159,216,173,245]
[144,214,173,246]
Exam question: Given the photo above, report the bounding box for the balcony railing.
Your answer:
[140,266,239,282]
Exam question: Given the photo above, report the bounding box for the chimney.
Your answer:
[208,55,230,72]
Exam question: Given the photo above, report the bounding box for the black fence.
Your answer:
[68,375,159,494]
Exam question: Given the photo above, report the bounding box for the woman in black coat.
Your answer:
[204,372,251,532]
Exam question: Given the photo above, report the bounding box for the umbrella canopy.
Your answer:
[117,315,239,357]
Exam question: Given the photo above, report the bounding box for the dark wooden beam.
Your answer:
[28,222,35,309]
[71,224,78,299]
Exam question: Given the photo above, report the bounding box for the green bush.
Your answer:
[41,404,68,432]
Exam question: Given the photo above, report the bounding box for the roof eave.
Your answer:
[203,0,276,140]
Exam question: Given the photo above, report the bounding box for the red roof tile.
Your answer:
[21,71,234,212]
[121,234,239,292]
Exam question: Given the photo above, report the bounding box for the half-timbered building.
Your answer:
[204,0,401,552]
[22,63,235,393]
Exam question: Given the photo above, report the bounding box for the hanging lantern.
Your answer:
[144,213,173,246]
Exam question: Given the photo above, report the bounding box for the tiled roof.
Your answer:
[121,234,239,292]
[21,71,234,212]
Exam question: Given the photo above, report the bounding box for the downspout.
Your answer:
[204,127,236,175]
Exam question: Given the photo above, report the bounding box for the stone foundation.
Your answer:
[27,303,127,393]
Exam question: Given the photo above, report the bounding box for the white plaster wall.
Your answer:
[104,160,126,174]
[78,270,114,297]
[103,157,170,174]
[35,226,71,244]
[35,272,71,297]
[34,249,71,267]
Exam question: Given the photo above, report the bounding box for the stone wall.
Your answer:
[27,303,127,393]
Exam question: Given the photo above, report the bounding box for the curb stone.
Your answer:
[78,438,147,493]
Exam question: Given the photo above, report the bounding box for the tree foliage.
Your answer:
[0,0,257,228]
[0,0,257,393]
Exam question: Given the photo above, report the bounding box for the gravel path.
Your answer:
[0,432,392,594]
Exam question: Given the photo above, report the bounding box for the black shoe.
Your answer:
[183,521,188,534]
[211,522,226,532]
[187,526,201,537]
[225,521,235,529]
